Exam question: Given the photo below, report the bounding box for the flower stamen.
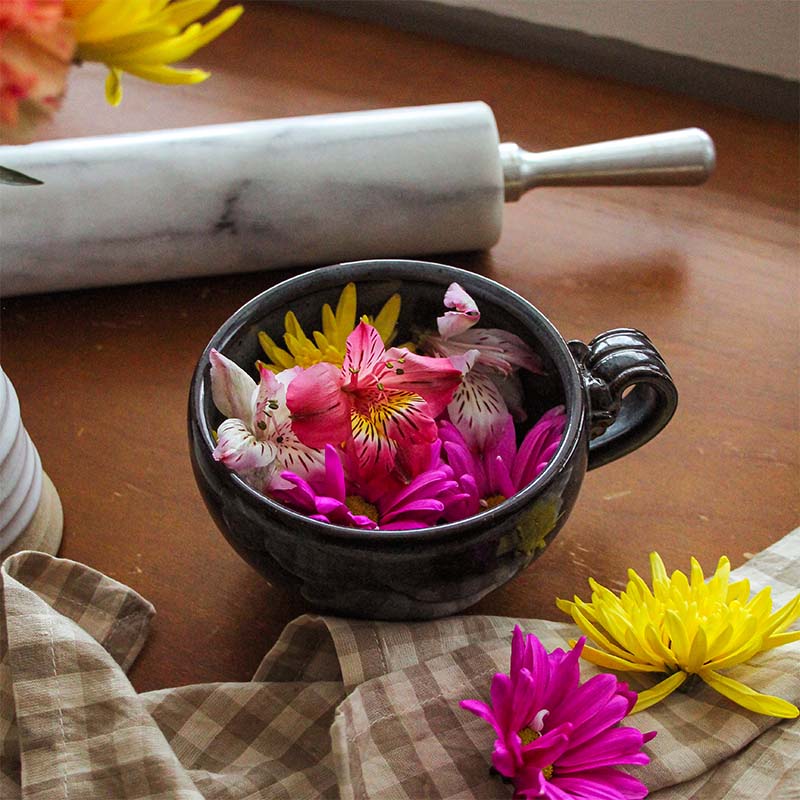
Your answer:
[346,496,379,522]
[518,726,540,745]
[482,493,507,509]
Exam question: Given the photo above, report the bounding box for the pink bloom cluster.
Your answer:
[462,627,655,799]
[209,283,567,530]
[0,0,73,132]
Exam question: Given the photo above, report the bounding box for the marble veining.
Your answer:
[0,102,504,296]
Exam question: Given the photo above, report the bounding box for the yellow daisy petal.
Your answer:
[320,304,339,344]
[686,626,708,673]
[633,671,688,712]
[761,630,800,650]
[567,604,633,659]
[649,552,669,586]
[161,0,220,29]
[67,0,242,103]
[701,670,799,718]
[372,293,401,344]
[115,63,209,85]
[764,593,800,636]
[580,644,665,673]
[104,67,123,105]
[258,332,295,371]
[557,550,798,718]
[256,283,402,371]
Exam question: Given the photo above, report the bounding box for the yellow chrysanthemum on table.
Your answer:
[66,0,243,105]
[258,282,402,371]
[557,552,800,718]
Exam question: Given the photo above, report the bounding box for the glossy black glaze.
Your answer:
[188,260,677,619]
[569,330,679,470]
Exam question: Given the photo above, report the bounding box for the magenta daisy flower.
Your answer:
[440,405,567,515]
[270,443,468,530]
[461,627,655,799]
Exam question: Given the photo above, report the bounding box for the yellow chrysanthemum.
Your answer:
[557,552,800,718]
[258,282,402,371]
[65,0,243,105]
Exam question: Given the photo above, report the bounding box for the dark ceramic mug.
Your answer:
[188,260,677,619]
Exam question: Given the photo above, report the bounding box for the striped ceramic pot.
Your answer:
[0,366,62,558]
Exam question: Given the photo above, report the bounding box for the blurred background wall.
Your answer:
[295,0,800,119]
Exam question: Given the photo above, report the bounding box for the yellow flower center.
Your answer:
[346,496,379,522]
[483,494,507,510]
[518,726,540,745]
[518,727,554,780]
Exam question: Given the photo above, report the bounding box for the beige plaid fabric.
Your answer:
[1,531,798,800]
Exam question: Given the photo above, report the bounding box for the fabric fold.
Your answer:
[1,532,797,799]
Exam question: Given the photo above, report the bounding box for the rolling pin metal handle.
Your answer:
[501,128,716,201]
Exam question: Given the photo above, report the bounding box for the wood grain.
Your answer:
[1,3,797,693]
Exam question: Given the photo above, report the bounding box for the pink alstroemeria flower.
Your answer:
[286,321,462,478]
[440,405,567,516]
[209,349,324,490]
[461,627,655,800]
[421,283,544,451]
[271,443,469,530]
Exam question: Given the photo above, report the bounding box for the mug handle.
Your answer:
[568,329,678,471]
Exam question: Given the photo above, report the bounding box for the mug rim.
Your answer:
[190,259,586,543]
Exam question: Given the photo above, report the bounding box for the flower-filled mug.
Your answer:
[188,260,677,619]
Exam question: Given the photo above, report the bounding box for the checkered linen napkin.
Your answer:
[1,531,797,800]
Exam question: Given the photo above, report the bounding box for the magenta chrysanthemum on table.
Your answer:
[461,626,655,799]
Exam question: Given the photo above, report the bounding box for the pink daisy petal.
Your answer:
[460,630,651,797]
[555,727,652,772]
[322,444,346,501]
[459,700,496,736]
[546,672,622,731]
[379,519,435,530]
[551,768,650,800]
[487,455,515,500]
[512,407,567,489]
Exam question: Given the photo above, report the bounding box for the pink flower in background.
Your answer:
[0,0,74,133]
[209,349,323,490]
[272,442,469,530]
[461,626,655,799]
[421,283,544,451]
[440,405,567,516]
[286,321,462,478]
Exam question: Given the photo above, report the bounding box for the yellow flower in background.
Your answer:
[65,0,243,105]
[258,283,402,371]
[557,553,800,718]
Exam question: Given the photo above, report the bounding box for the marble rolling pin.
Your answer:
[0,102,715,296]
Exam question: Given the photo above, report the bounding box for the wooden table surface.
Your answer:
[2,3,798,694]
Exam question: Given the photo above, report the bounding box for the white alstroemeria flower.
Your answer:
[423,283,544,452]
[209,349,324,490]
